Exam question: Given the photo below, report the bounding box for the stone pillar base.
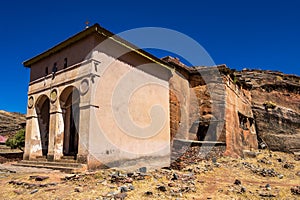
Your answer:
[77,155,88,163]
[47,154,54,161]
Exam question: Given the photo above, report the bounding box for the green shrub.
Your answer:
[5,129,25,151]
[263,101,277,109]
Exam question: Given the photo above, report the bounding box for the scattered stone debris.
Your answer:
[138,167,147,173]
[240,186,247,193]
[243,150,259,158]
[265,183,271,190]
[294,152,300,161]
[171,173,178,181]
[171,146,225,170]
[128,184,134,191]
[258,157,272,165]
[242,162,279,177]
[234,179,241,185]
[157,185,167,192]
[13,189,23,195]
[258,191,277,198]
[119,185,128,193]
[277,174,284,179]
[30,189,39,194]
[62,174,80,181]
[283,163,295,169]
[114,192,127,200]
[74,187,83,193]
[1,149,299,199]
[291,186,300,195]
[144,191,153,196]
[29,175,49,181]
[277,158,284,162]
[8,180,57,189]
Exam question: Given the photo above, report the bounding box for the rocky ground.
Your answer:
[0,150,299,200]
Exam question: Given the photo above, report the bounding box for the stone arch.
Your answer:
[60,86,80,158]
[35,94,50,156]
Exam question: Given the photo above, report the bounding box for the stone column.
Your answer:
[23,116,35,160]
[76,104,90,163]
[53,110,64,160]
[26,109,43,160]
[23,98,35,160]
[76,78,93,163]
[48,89,64,161]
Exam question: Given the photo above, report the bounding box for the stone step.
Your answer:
[61,155,75,159]
[173,138,226,147]
[18,160,83,168]
[56,158,76,163]
[12,160,86,173]
[35,156,47,161]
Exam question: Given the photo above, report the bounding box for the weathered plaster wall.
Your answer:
[88,52,171,169]
[29,33,98,82]
[169,71,190,140]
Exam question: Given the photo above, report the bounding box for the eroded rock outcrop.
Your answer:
[236,70,300,152]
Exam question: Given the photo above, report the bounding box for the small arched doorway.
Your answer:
[36,95,50,156]
[60,86,80,158]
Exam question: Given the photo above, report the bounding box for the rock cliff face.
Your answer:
[167,54,300,156]
[0,110,26,138]
[235,70,300,153]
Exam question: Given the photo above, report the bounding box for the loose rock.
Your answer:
[74,187,83,193]
[234,179,241,185]
[114,192,127,200]
[157,185,167,192]
[144,191,153,196]
[291,186,300,195]
[120,185,128,193]
[139,167,147,173]
[30,189,39,194]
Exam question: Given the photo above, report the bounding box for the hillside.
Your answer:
[0,110,26,137]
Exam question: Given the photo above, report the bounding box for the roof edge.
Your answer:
[23,24,100,67]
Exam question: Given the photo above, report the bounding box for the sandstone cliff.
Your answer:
[235,70,300,153]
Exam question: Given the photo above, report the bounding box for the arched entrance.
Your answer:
[36,95,50,156]
[60,86,80,158]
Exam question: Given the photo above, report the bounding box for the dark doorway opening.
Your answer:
[61,87,79,158]
[196,122,217,141]
[36,95,50,156]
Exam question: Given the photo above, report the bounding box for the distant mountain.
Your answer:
[0,110,26,138]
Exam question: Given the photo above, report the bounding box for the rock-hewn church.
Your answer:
[21,24,258,171]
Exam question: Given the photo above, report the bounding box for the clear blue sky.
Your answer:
[0,0,299,113]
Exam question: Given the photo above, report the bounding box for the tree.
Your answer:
[5,129,25,151]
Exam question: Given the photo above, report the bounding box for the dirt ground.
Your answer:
[0,150,299,200]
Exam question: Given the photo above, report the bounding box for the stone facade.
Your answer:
[164,56,258,157]
[23,24,173,169]
[23,24,259,170]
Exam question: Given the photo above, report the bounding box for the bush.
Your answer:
[263,101,277,109]
[5,129,25,151]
